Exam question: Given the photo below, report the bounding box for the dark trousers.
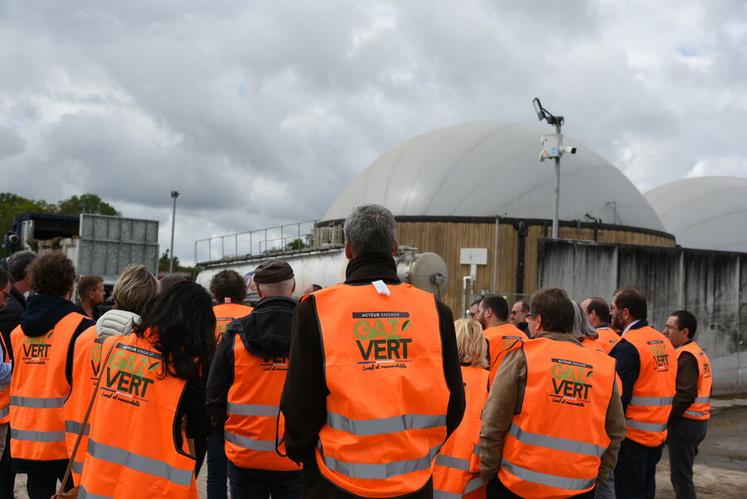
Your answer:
[486,476,595,499]
[0,429,15,499]
[667,418,707,499]
[26,464,70,499]
[614,438,664,499]
[207,433,228,499]
[228,461,302,499]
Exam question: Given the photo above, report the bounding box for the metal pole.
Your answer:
[552,123,562,239]
[169,191,179,272]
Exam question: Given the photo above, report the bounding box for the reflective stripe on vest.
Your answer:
[10,428,65,442]
[508,424,606,457]
[677,341,712,421]
[320,444,441,480]
[11,395,66,408]
[0,406,8,419]
[65,420,90,436]
[625,419,667,432]
[227,402,277,417]
[72,460,84,474]
[434,476,484,499]
[78,485,109,499]
[501,460,595,491]
[224,430,276,452]
[695,396,710,403]
[88,439,192,486]
[684,410,708,418]
[327,412,446,436]
[629,396,674,406]
[435,454,470,472]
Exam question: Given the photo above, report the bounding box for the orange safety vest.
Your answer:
[581,336,606,354]
[622,325,676,447]
[433,365,488,499]
[10,311,84,461]
[677,341,712,421]
[484,324,527,385]
[213,303,253,344]
[0,334,11,424]
[312,282,450,498]
[498,337,616,498]
[63,325,113,484]
[595,326,620,355]
[224,331,300,471]
[78,331,198,498]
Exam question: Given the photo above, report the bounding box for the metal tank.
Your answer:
[195,246,449,300]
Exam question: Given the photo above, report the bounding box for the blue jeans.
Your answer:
[207,434,228,499]
[228,461,302,499]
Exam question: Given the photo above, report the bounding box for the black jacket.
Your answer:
[280,254,466,499]
[12,294,94,474]
[610,319,649,413]
[206,295,297,433]
[0,287,27,362]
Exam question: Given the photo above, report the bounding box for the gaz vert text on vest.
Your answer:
[312,283,450,498]
[622,325,677,447]
[78,331,198,498]
[213,303,253,343]
[498,337,616,499]
[677,341,712,421]
[10,312,83,461]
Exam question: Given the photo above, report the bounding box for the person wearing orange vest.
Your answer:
[475,295,527,385]
[281,204,465,499]
[610,288,677,499]
[434,318,489,499]
[0,268,13,459]
[662,310,711,499]
[480,288,626,499]
[78,280,215,497]
[206,269,253,499]
[571,300,607,355]
[206,260,301,498]
[580,297,620,355]
[64,264,158,485]
[9,252,95,499]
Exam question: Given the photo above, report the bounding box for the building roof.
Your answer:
[323,121,665,232]
[645,176,747,252]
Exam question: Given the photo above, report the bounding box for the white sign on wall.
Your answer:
[460,248,488,265]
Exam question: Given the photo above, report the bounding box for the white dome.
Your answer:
[323,122,665,232]
[645,176,747,252]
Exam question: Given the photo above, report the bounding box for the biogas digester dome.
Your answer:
[320,122,674,312]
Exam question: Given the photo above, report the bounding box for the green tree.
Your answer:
[158,250,196,276]
[0,193,56,233]
[57,194,119,217]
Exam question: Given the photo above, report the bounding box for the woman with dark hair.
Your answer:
[78,281,215,497]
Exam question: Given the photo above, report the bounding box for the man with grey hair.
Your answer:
[282,204,465,499]
[0,251,37,359]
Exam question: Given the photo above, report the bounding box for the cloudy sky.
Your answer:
[1,1,745,264]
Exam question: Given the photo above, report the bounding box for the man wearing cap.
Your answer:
[281,204,465,499]
[206,260,302,498]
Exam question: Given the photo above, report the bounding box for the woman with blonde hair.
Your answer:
[433,318,489,499]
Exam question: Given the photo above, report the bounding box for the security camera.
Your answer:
[561,146,577,154]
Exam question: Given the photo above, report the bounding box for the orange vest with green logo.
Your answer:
[63,326,112,484]
[677,341,712,421]
[312,283,450,498]
[78,331,198,498]
[484,324,527,385]
[433,365,488,499]
[224,332,300,471]
[0,334,11,424]
[10,311,83,461]
[213,303,253,344]
[595,327,620,355]
[498,337,616,499]
[622,325,676,447]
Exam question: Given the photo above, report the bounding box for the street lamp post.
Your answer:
[169,191,179,273]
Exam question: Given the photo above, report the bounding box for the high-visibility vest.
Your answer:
[581,336,606,354]
[78,331,198,498]
[433,365,488,499]
[10,311,84,461]
[63,326,112,484]
[213,303,253,344]
[498,337,616,499]
[312,282,450,498]
[0,333,11,424]
[622,325,676,447]
[224,331,300,471]
[595,326,620,355]
[484,324,526,385]
[677,341,712,421]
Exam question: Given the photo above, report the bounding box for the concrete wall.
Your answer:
[538,239,747,395]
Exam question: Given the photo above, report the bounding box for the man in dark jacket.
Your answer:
[206,260,301,498]
[281,204,466,499]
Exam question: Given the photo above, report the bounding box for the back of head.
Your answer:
[343,204,397,257]
[614,287,647,321]
[7,250,36,283]
[210,269,247,304]
[571,300,597,339]
[481,295,509,322]
[253,260,295,298]
[158,273,190,294]
[530,288,574,334]
[112,264,158,316]
[78,275,103,301]
[517,300,529,313]
[31,252,76,297]
[454,318,487,368]
[585,297,611,324]
[134,281,215,380]
[671,309,697,339]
